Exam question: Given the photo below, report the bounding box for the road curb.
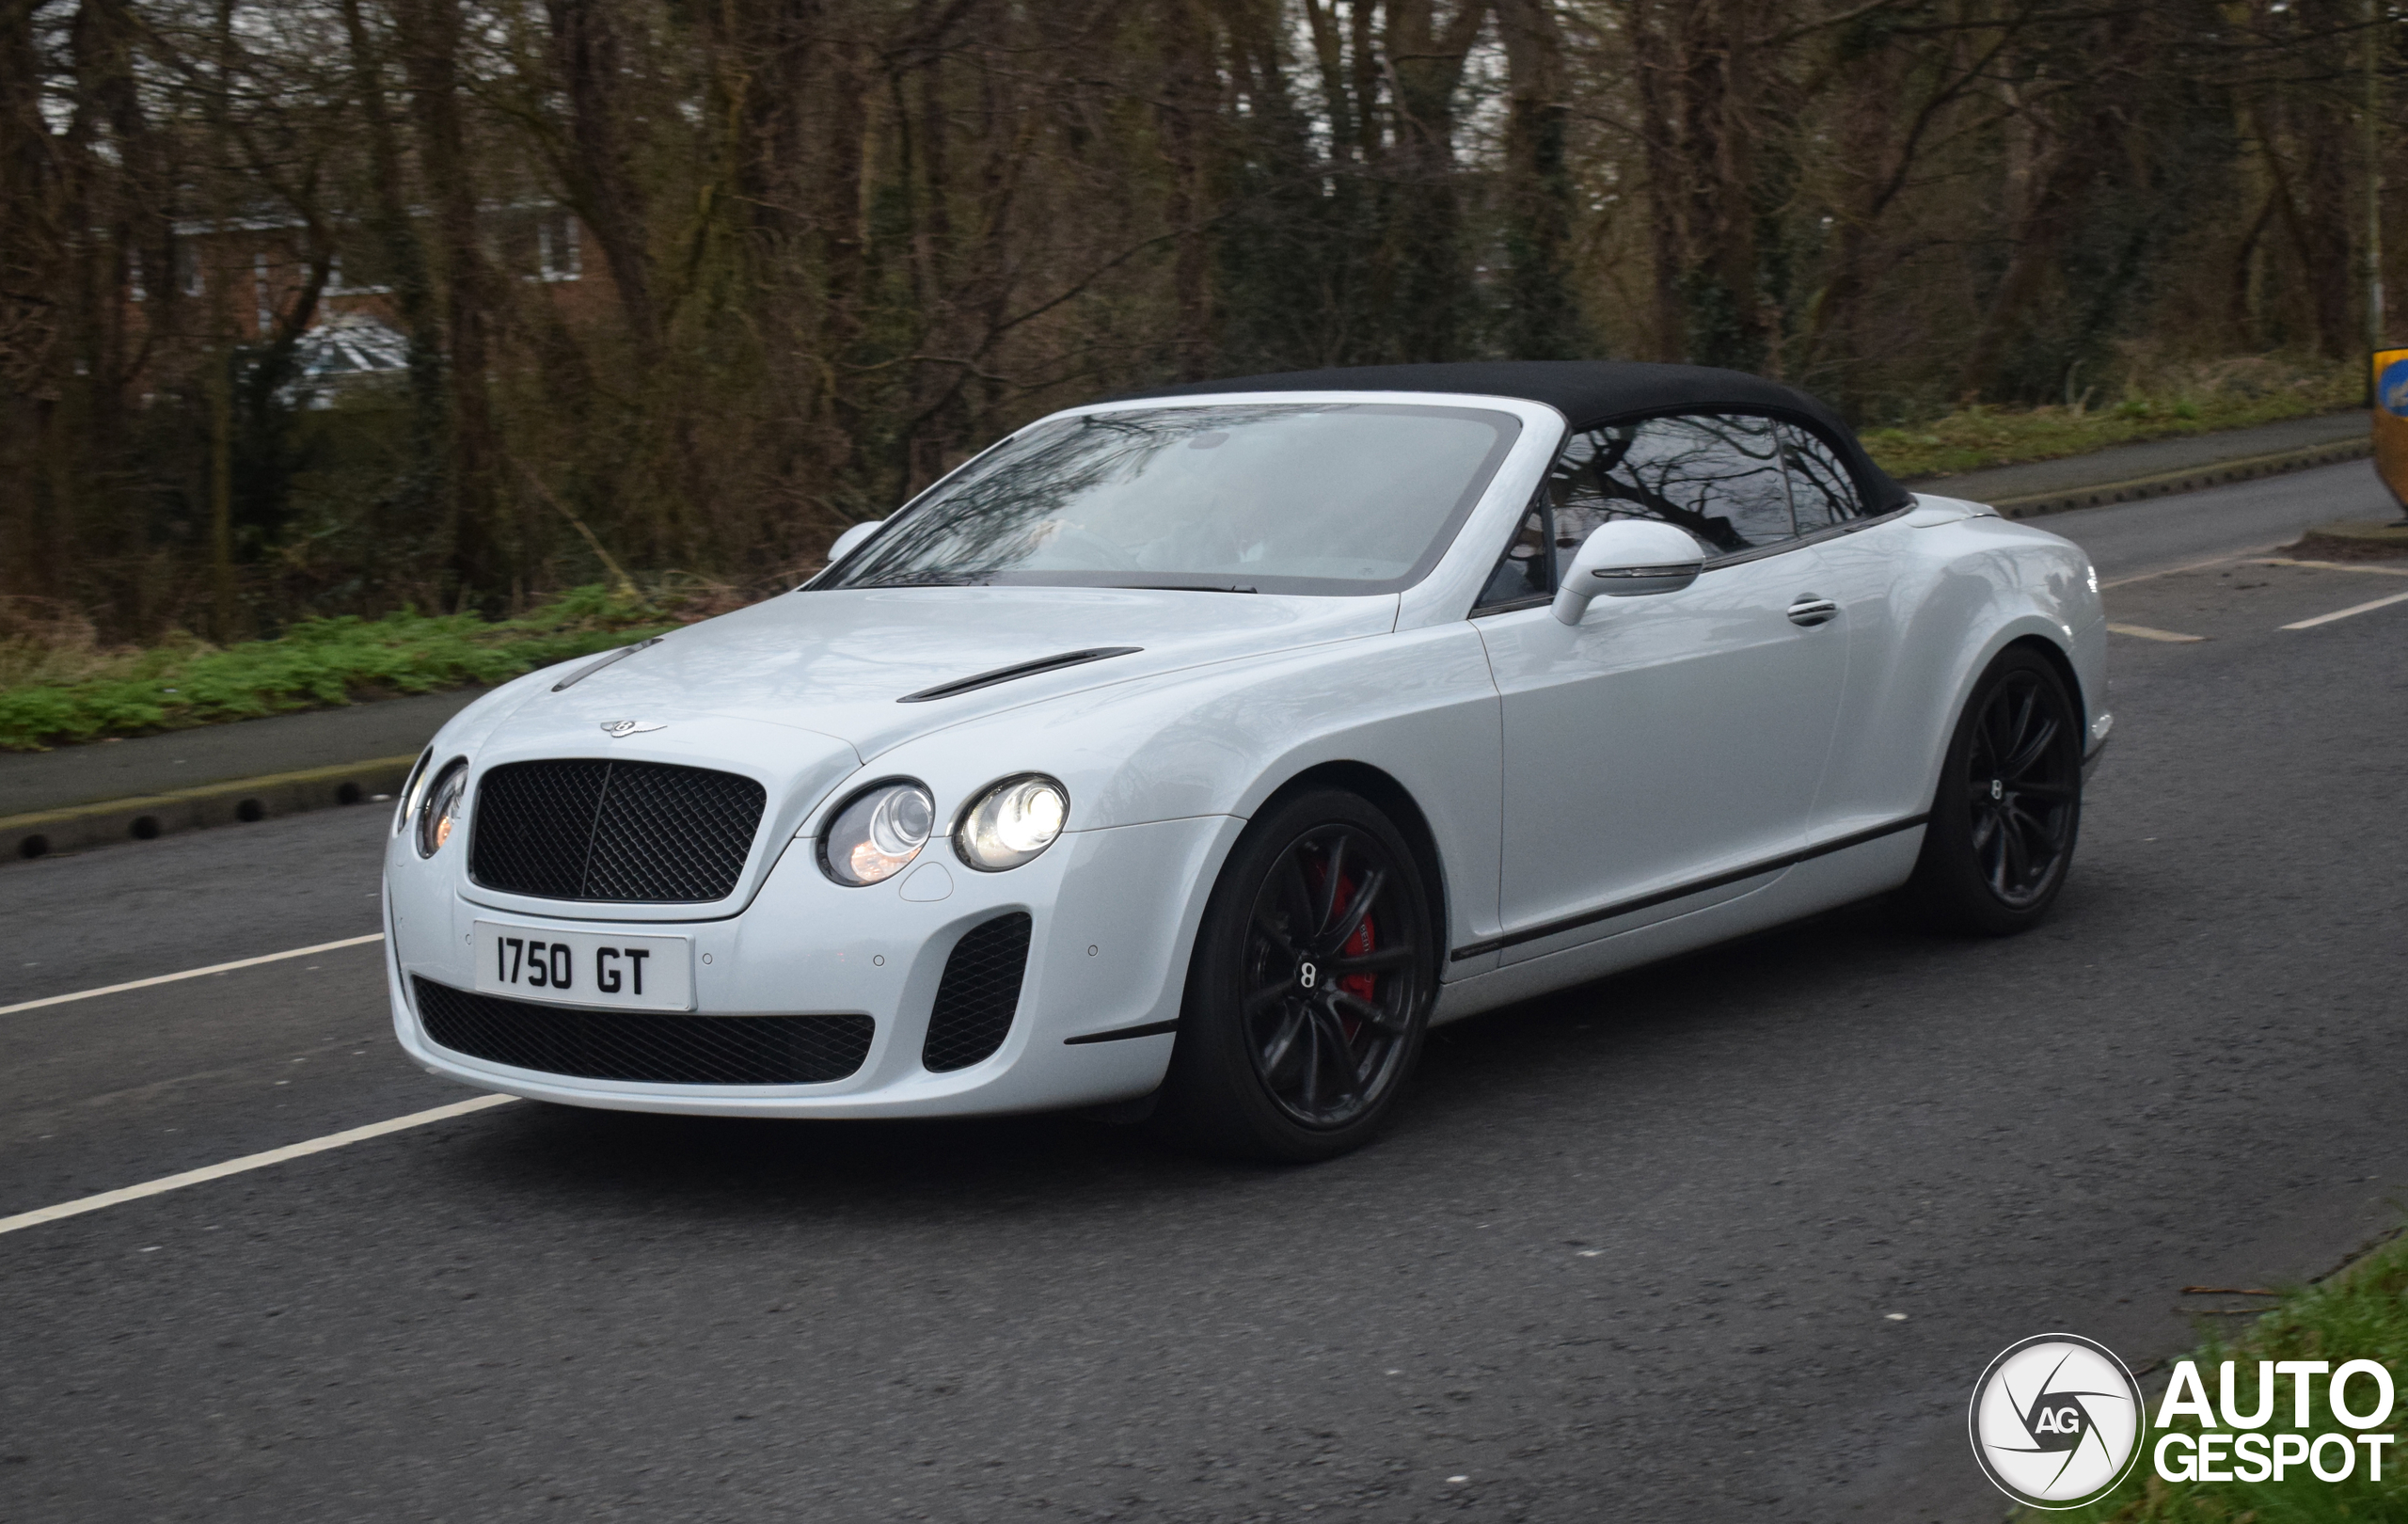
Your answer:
[2,754,419,865]
[1987,437,2372,519]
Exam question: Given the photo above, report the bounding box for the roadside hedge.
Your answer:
[0,586,677,753]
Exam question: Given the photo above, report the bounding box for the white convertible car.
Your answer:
[384,361,2107,1160]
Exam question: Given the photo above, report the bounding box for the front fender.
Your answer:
[854,620,1505,962]
[417,659,585,771]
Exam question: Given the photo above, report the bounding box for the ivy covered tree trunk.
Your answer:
[1498,0,1577,359]
[398,0,507,602]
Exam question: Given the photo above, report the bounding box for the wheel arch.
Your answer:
[1908,614,2090,821]
[2004,629,2087,735]
[1250,760,1451,980]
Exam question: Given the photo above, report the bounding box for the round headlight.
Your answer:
[956,775,1067,871]
[415,760,468,858]
[821,781,935,886]
[394,747,434,836]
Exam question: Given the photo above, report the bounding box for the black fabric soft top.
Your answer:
[1115,359,1910,514]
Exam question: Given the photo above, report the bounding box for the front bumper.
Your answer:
[2083,709,2113,783]
[386,813,1239,1117]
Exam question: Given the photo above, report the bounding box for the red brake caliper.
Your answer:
[1335,874,1377,1036]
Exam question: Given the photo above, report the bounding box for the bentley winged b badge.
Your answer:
[599,720,666,738]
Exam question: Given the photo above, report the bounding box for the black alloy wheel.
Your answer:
[1902,645,2084,935]
[1967,665,2080,906]
[1155,789,1434,1161]
[1241,821,1420,1128]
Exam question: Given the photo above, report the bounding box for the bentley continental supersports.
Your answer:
[384,361,2108,1160]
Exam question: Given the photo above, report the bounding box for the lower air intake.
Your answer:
[922,913,1032,1072]
[413,976,872,1086]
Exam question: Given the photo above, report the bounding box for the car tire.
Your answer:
[1152,789,1435,1163]
[1898,644,2084,936]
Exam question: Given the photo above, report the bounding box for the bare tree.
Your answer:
[0,0,2385,639]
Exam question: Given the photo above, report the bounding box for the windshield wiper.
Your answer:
[858,573,991,588]
[1113,582,1259,594]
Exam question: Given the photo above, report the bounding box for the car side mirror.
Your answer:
[1550,520,1704,626]
[827,519,884,565]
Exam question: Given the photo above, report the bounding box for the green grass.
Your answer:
[2034,1229,2408,1522]
[1861,368,2361,482]
[0,585,679,753]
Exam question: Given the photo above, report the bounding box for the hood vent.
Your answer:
[551,636,664,692]
[897,646,1141,704]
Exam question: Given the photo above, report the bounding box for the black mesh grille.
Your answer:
[469,760,766,902]
[922,913,1032,1072]
[414,976,872,1085]
[469,759,608,897]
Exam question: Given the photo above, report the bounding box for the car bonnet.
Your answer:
[480,584,1399,768]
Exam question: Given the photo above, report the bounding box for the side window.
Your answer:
[1477,499,1553,609]
[1778,421,1864,529]
[1545,413,1797,568]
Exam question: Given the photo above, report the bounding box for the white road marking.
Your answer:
[0,1094,517,1236]
[2256,558,2408,578]
[2099,549,2271,590]
[2283,587,2408,630]
[0,933,385,1018]
[2106,623,2206,643]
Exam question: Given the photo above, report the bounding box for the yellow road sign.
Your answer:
[2373,349,2408,509]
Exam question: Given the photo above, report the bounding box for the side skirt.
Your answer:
[1430,825,1925,1026]
[1448,814,1929,962]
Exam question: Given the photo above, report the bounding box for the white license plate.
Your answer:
[471,921,695,1012]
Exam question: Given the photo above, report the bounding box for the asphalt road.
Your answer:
[3,459,2403,1523]
[2043,452,2394,582]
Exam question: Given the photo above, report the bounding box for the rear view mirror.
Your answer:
[827,519,885,565]
[1551,520,1704,626]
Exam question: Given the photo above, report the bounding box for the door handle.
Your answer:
[1787,595,1839,627]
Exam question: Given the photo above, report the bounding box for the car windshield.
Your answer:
[822,403,1521,595]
